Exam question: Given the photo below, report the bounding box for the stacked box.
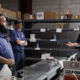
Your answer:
[56,23,63,29]
[54,12,62,19]
[44,11,54,20]
[16,10,21,19]
[64,10,73,15]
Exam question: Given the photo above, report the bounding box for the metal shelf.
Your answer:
[0,14,21,21]
[23,19,80,23]
[24,29,80,31]
[27,38,75,42]
[25,47,78,51]
[25,57,41,61]
[25,56,67,61]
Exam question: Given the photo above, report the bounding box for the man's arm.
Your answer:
[15,39,28,46]
[0,56,15,66]
[11,31,28,46]
[66,41,79,47]
[21,41,28,46]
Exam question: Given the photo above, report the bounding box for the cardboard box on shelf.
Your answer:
[37,12,44,20]
[64,61,80,80]
[66,15,73,19]
[54,12,62,16]
[64,10,73,15]
[54,12,62,19]
[66,15,78,19]
[78,15,80,19]
[24,13,30,20]
[0,4,1,13]
[74,15,79,19]
[44,11,54,20]
[33,15,36,20]
[15,10,21,19]
[1,8,16,18]
[72,15,75,19]
[56,23,63,29]
[54,16,61,19]
[61,16,67,19]
[24,13,33,20]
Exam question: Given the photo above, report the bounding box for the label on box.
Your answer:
[30,15,33,19]
[56,29,62,33]
[61,16,64,19]
[63,61,80,80]
[35,48,40,50]
[67,12,68,14]
[40,28,46,32]
[50,39,56,41]
[75,16,78,19]
[64,69,80,76]
[30,39,36,42]
[30,34,35,39]
[74,27,79,31]
[37,12,44,20]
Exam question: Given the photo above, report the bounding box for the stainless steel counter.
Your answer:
[16,59,61,80]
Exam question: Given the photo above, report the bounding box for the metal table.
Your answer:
[16,60,61,80]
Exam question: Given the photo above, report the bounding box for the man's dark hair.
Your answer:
[14,20,22,25]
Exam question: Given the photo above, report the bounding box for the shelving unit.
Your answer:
[0,14,21,21]
[23,19,80,23]
[24,29,80,31]
[22,17,80,62]
[25,57,41,61]
[27,38,75,42]
[25,47,78,51]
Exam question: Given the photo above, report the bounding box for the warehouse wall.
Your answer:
[31,0,80,57]
[0,0,19,10]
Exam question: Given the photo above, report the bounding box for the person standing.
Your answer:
[66,34,80,57]
[0,14,15,78]
[11,20,27,71]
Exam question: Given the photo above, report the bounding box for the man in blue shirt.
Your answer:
[11,20,27,71]
[0,14,15,71]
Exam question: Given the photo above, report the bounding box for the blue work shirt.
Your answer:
[0,33,14,70]
[11,29,27,51]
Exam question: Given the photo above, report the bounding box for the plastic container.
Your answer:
[41,54,46,59]
[54,34,56,39]
[54,59,58,65]
[37,43,39,48]
[0,64,12,80]
[50,61,54,69]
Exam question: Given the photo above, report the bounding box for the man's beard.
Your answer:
[0,24,8,34]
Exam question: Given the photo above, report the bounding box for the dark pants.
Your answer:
[13,51,24,71]
[8,65,16,76]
